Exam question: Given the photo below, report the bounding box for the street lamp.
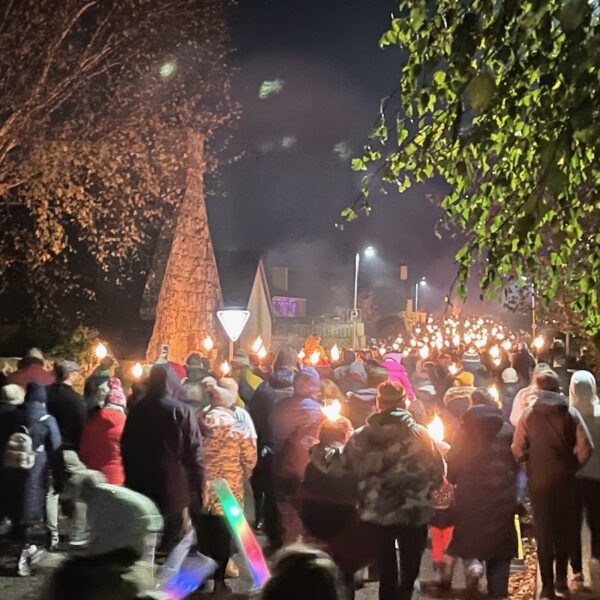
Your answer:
[352,245,377,349]
[414,277,427,313]
[217,309,251,361]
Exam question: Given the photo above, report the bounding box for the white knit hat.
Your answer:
[0,384,25,405]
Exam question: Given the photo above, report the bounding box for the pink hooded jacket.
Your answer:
[380,353,415,401]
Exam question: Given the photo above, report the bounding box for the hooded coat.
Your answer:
[200,405,257,515]
[121,368,204,515]
[341,408,444,526]
[249,367,295,453]
[379,354,415,400]
[570,370,600,481]
[181,361,212,415]
[46,382,87,451]
[512,389,593,491]
[80,405,127,485]
[0,383,63,525]
[447,405,518,560]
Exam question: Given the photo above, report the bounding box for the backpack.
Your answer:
[3,415,48,470]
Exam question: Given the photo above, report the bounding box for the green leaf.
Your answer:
[433,70,446,86]
[466,72,496,111]
[351,158,368,171]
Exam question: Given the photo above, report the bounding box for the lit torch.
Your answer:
[330,344,341,363]
[220,361,231,376]
[257,346,268,360]
[251,336,263,354]
[448,364,459,376]
[298,350,306,361]
[533,336,545,351]
[321,399,342,421]
[427,414,445,443]
[310,350,320,366]
[488,384,500,403]
[131,362,143,379]
[203,336,214,352]
[419,345,430,360]
[489,345,500,359]
[94,343,108,360]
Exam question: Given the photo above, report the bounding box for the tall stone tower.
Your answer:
[143,130,222,364]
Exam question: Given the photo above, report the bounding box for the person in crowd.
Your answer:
[7,348,54,388]
[380,352,415,401]
[509,362,552,427]
[321,379,346,406]
[470,387,501,410]
[0,382,63,575]
[261,543,346,600]
[512,370,593,600]
[46,359,88,548]
[121,364,204,582]
[84,356,115,415]
[181,352,212,414]
[551,341,570,394]
[270,367,323,546]
[79,377,127,485]
[231,350,264,407]
[440,381,474,445]
[500,367,521,422]
[512,342,537,386]
[446,404,518,599]
[340,381,444,600]
[0,384,25,526]
[45,471,164,600]
[303,334,328,366]
[198,379,257,593]
[345,365,389,429]
[461,350,491,388]
[333,351,368,394]
[249,346,297,545]
[569,370,600,593]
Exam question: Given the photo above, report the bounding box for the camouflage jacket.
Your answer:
[341,408,444,526]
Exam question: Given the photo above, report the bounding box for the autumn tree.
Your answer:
[345,0,600,345]
[0,0,236,312]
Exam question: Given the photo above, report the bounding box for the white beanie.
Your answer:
[1,384,25,405]
[502,368,519,384]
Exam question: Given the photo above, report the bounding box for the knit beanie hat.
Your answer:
[293,367,321,398]
[462,350,480,364]
[105,377,127,409]
[376,381,408,410]
[454,371,475,387]
[80,470,163,558]
[53,359,80,383]
[502,367,519,384]
[0,384,25,406]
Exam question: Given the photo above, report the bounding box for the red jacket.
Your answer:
[79,407,126,485]
[7,362,54,388]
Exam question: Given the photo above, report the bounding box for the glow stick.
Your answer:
[161,554,217,600]
[514,514,524,560]
[212,479,270,588]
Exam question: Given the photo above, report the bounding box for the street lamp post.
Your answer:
[414,277,427,313]
[352,245,376,349]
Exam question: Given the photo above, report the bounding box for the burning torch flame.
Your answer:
[502,340,513,351]
[419,345,430,360]
[310,350,320,366]
[533,336,545,350]
[220,361,231,376]
[94,343,108,360]
[257,346,268,360]
[489,345,500,359]
[298,350,306,361]
[131,362,143,379]
[378,346,387,357]
[427,414,445,443]
[251,336,263,354]
[452,334,461,347]
[321,400,342,421]
[330,344,341,363]
[488,384,500,403]
[203,336,214,352]
[448,364,459,376]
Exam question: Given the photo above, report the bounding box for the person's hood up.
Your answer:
[148,363,186,401]
[347,387,377,403]
[462,404,504,440]
[569,371,598,416]
[201,405,239,437]
[293,367,320,398]
[366,406,416,436]
[80,471,163,558]
[270,367,295,390]
[537,389,569,408]
[25,381,47,404]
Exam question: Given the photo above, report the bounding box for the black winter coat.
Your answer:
[46,383,87,451]
[121,392,204,515]
[0,388,63,526]
[249,368,294,453]
[447,405,518,560]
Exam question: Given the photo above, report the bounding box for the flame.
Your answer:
[489,345,500,359]
[488,384,500,402]
[533,335,545,350]
[94,343,108,360]
[464,333,472,345]
[321,399,342,421]
[448,364,459,376]
[310,350,320,366]
[378,346,387,357]
[203,336,214,352]
[392,342,400,351]
[493,358,502,367]
[298,350,306,361]
[257,346,268,360]
[251,336,263,354]
[131,362,143,379]
[427,414,445,443]
[220,361,231,376]
[502,339,513,351]
[452,334,461,347]
[419,345,430,359]
[330,344,341,362]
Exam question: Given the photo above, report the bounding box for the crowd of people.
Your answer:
[0,331,598,600]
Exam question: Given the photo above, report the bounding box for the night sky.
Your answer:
[209,0,481,315]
